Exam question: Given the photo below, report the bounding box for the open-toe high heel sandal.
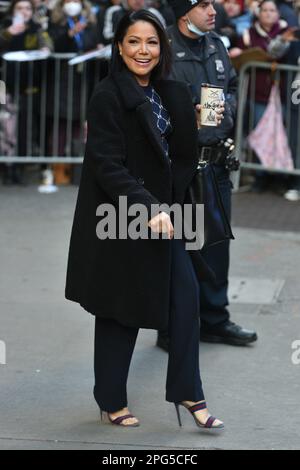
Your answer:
[174,401,224,430]
[100,409,140,427]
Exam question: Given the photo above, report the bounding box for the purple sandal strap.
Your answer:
[110,414,135,425]
[189,402,207,413]
[205,415,217,428]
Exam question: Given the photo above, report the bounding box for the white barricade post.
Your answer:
[0,79,6,104]
[0,340,6,365]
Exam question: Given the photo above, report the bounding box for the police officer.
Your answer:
[157,0,258,350]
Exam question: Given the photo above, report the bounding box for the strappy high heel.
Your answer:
[174,401,224,430]
[100,408,140,427]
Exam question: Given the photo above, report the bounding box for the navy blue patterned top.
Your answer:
[141,85,172,160]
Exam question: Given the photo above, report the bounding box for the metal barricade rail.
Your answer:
[0,51,109,163]
[234,60,300,188]
[3,57,300,174]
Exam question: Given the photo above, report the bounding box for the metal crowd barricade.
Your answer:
[234,60,300,188]
[0,50,110,164]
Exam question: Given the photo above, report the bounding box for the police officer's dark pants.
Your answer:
[93,238,205,412]
[200,165,232,327]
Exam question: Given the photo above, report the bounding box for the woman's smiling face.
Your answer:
[118,20,161,86]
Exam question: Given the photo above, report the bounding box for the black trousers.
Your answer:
[93,238,205,413]
[200,165,232,327]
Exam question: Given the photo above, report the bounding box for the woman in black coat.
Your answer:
[65,9,225,430]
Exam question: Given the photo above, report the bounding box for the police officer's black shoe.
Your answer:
[200,320,257,346]
[156,331,169,352]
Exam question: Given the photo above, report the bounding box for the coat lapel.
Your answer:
[155,79,198,166]
[112,68,168,166]
[154,80,188,154]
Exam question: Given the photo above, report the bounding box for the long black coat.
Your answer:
[65,67,214,330]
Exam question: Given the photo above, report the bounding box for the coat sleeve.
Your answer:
[85,89,161,218]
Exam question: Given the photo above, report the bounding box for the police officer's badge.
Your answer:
[215,60,225,73]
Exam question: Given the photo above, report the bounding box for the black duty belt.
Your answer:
[199,146,227,165]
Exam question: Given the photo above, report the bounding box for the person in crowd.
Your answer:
[274,17,300,200]
[276,0,299,27]
[235,0,296,191]
[31,0,52,31]
[294,0,300,23]
[96,0,121,44]
[237,1,291,123]
[65,9,226,429]
[47,0,98,184]
[0,0,52,53]
[49,0,98,52]
[0,1,11,23]
[213,1,237,48]
[0,0,53,184]
[102,0,166,42]
[100,0,123,42]
[223,0,253,36]
[148,0,176,26]
[155,0,258,352]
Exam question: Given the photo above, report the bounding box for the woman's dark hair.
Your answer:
[8,0,35,16]
[111,9,172,80]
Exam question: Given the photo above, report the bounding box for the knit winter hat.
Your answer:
[168,0,204,19]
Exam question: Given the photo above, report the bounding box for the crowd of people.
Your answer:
[0,0,300,198]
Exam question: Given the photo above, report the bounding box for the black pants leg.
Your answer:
[166,238,205,403]
[200,165,232,327]
[94,238,205,412]
[93,317,139,413]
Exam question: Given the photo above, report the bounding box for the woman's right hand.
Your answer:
[148,211,174,239]
[7,23,26,35]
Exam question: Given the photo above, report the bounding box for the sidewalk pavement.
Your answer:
[0,185,299,450]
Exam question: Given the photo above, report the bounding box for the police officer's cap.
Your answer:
[168,0,204,19]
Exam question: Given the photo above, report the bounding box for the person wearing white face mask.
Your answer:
[49,0,97,52]
[63,0,83,17]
